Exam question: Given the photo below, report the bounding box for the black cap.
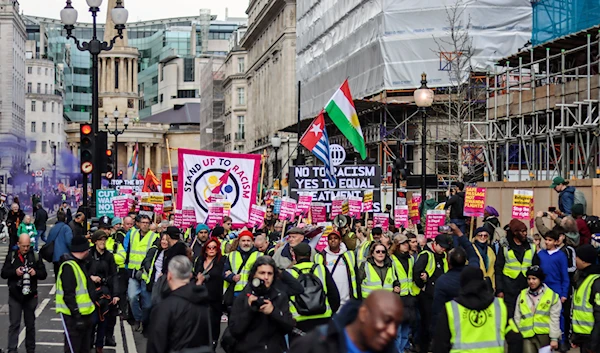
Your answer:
[292,243,312,257]
[435,234,453,250]
[576,244,598,264]
[99,216,111,229]
[92,230,108,243]
[212,226,225,238]
[71,236,91,253]
[163,226,181,240]
[526,265,546,281]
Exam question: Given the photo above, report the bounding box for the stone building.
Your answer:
[222,27,247,153]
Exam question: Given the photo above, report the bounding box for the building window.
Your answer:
[42,141,47,154]
[45,68,48,76]
[31,101,36,112]
[45,84,48,94]
[27,82,32,93]
[51,102,55,112]
[238,115,245,139]
[37,67,41,75]
[27,67,32,74]
[42,102,46,112]
[237,87,245,105]
[31,122,36,133]
[52,123,55,133]
[160,64,164,81]
[160,94,164,103]
[238,58,245,73]
[37,83,41,93]
[115,59,119,89]
[151,76,158,85]
[29,141,36,153]
[58,123,61,131]
[177,90,196,99]
[42,122,46,133]
[184,58,194,82]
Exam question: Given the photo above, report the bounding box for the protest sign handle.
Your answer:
[469,216,474,240]
[258,149,267,205]
[365,212,369,224]
[281,220,287,241]
[166,138,176,212]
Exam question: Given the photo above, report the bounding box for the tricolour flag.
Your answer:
[300,111,336,185]
[325,79,366,159]
[128,142,139,177]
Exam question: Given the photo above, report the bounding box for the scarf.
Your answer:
[474,241,489,271]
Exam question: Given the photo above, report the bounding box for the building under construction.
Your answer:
[465,0,600,182]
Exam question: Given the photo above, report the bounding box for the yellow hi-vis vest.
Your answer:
[418,250,448,279]
[128,229,158,270]
[105,237,126,269]
[391,255,420,296]
[572,274,600,334]
[360,261,395,299]
[502,245,535,279]
[223,251,262,293]
[446,298,508,353]
[356,240,372,264]
[288,261,332,321]
[56,260,95,316]
[141,246,159,284]
[517,286,559,338]
[314,250,358,299]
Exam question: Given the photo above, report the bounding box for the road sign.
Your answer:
[105,171,113,179]
[35,170,43,177]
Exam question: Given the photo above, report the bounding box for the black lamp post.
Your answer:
[104,107,129,174]
[60,0,129,213]
[51,142,57,186]
[271,133,281,185]
[413,73,434,204]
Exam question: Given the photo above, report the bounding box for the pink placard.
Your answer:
[409,194,421,224]
[173,210,183,228]
[279,197,298,221]
[297,193,313,216]
[425,210,446,238]
[311,203,327,224]
[154,203,164,215]
[394,206,409,229]
[182,208,197,229]
[330,198,343,220]
[463,187,486,217]
[207,203,224,228]
[112,196,131,218]
[373,213,390,229]
[348,197,362,218]
[248,204,266,228]
[362,190,373,212]
[315,222,333,252]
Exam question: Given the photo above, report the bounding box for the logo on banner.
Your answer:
[192,169,243,212]
[329,144,346,166]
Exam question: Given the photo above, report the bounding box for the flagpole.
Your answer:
[274,144,300,182]
[258,149,267,205]
[166,138,176,212]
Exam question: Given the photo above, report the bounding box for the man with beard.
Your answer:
[223,230,262,309]
[495,219,539,318]
[190,224,210,258]
[273,227,317,269]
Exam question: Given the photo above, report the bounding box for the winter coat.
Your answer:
[68,220,86,238]
[558,186,576,215]
[34,207,48,231]
[193,255,225,312]
[1,249,48,301]
[289,299,398,353]
[45,221,74,262]
[86,247,118,297]
[444,192,466,220]
[431,266,465,329]
[494,231,539,299]
[146,283,213,353]
[228,282,294,353]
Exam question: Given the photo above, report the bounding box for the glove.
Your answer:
[72,313,87,332]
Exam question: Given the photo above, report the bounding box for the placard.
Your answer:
[139,203,155,220]
[96,189,118,218]
[409,193,421,224]
[273,197,282,214]
[463,187,486,217]
[362,190,374,212]
[207,202,224,228]
[330,197,343,219]
[316,222,333,252]
[248,204,266,228]
[279,197,298,221]
[373,213,390,229]
[425,210,446,238]
[182,207,197,229]
[512,189,534,220]
[173,210,183,228]
[110,179,144,193]
[112,196,133,218]
[348,196,362,218]
[311,203,327,224]
[394,206,409,229]
[297,192,313,216]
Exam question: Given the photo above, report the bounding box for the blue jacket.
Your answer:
[45,221,73,262]
[538,249,570,298]
[559,186,575,215]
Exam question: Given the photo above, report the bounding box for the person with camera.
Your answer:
[1,234,47,353]
[228,256,294,353]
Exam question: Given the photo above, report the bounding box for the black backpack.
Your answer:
[584,215,600,234]
[291,264,327,316]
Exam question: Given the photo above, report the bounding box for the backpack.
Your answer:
[291,264,327,316]
[584,215,600,234]
[574,189,587,214]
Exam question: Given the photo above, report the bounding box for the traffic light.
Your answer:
[80,123,94,174]
[105,148,114,177]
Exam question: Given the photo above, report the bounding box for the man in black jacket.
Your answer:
[33,203,48,242]
[147,255,212,353]
[1,234,48,353]
[444,182,466,234]
[290,290,403,353]
[69,212,87,238]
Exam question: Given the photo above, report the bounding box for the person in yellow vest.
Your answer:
[413,233,452,353]
[570,244,600,353]
[104,217,127,346]
[514,266,561,352]
[472,226,496,289]
[433,267,523,353]
[55,235,96,353]
[288,242,340,343]
[339,216,358,251]
[358,242,400,299]
[494,218,539,319]
[124,214,159,332]
[356,226,383,264]
[223,230,262,310]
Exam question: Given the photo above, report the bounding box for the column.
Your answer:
[126,142,134,179]
[133,59,138,93]
[103,58,108,92]
[155,144,163,174]
[119,59,125,93]
[144,143,153,172]
[107,58,112,91]
[98,58,103,92]
[128,58,133,92]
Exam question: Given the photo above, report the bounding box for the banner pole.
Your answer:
[166,138,176,211]
[258,149,267,205]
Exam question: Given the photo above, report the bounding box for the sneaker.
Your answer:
[132,321,141,332]
[220,314,228,323]
[104,337,116,347]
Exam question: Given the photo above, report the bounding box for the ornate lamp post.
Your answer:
[414,73,434,203]
[104,107,129,175]
[271,133,282,185]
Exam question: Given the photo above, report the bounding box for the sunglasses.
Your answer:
[477,233,489,237]
[206,246,218,250]
[374,250,386,254]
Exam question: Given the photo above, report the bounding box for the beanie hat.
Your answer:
[460,266,483,288]
[526,265,546,281]
[196,224,210,233]
[576,244,598,264]
[571,203,585,217]
[509,219,527,233]
[71,235,91,253]
[238,229,254,240]
[212,226,225,239]
[111,217,123,227]
[474,227,489,236]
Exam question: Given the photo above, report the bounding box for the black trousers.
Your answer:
[62,314,93,353]
[418,295,433,351]
[8,296,37,353]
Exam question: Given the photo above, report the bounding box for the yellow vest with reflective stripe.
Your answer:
[360,261,395,299]
[221,239,230,255]
[391,255,419,296]
[288,261,333,322]
[314,250,358,299]
[418,250,448,279]
[224,251,262,292]
[56,260,95,316]
[446,298,507,353]
[141,246,159,284]
[573,274,600,334]
[105,237,126,269]
[517,286,559,338]
[129,230,158,270]
[502,246,535,279]
[356,240,372,264]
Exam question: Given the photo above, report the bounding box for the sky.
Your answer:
[20,0,248,22]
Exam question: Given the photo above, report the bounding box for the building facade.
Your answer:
[0,0,27,176]
[199,56,225,151]
[222,28,247,153]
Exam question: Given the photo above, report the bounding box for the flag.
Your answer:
[128,142,139,177]
[300,111,336,185]
[142,168,160,192]
[325,79,366,159]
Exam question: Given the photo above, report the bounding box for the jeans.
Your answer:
[37,229,46,243]
[395,322,411,353]
[127,277,152,324]
[8,296,37,353]
[91,310,107,348]
[450,219,466,235]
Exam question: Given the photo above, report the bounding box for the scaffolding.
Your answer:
[465,31,600,182]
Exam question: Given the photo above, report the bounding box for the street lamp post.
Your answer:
[271,133,282,185]
[51,142,57,186]
[414,73,434,205]
[26,155,31,194]
[104,107,129,176]
[60,0,129,214]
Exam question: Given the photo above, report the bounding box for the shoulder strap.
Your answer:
[236,252,251,273]
[330,255,343,275]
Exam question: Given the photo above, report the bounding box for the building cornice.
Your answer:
[241,0,287,48]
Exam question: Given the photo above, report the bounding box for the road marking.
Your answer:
[18,297,50,347]
[51,318,61,321]
[115,317,125,353]
[38,329,63,333]
[123,319,138,353]
[0,283,55,287]
[36,342,63,346]
[49,284,56,295]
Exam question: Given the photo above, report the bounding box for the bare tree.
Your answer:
[432,0,486,183]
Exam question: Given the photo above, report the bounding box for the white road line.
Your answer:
[115,317,125,353]
[50,318,61,321]
[123,320,138,353]
[0,283,54,287]
[36,342,63,346]
[17,297,50,347]
[49,284,56,295]
[38,329,63,333]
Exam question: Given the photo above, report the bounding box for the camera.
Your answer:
[20,266,31,295]
[543,212,548,217]
[249,278,268,310]
[438,225,451,234]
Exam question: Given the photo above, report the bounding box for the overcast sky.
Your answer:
[21,0,248,22]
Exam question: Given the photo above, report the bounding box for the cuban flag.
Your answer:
[300,111,336,185]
